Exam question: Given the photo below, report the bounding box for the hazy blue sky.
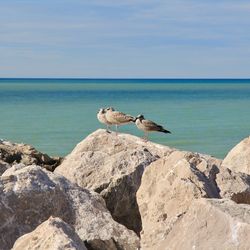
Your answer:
[1,0,250,78]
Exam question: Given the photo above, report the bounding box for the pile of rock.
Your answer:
[1,165,139,250]
[1,130,250,249]
[55,129,174,234]
[0,140,61,173]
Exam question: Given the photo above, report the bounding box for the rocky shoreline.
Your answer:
[1,129,250,250]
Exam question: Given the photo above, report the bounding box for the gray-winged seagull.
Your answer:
[135,114,171,140]
[105,107,135,133]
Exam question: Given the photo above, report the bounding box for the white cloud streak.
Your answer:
[0,0,250,77]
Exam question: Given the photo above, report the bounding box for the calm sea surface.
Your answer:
[0,78,250,159]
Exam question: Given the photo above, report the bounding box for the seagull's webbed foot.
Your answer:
[142,133,149,142]
[106,125,111,133]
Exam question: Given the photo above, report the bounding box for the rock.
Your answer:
[2,163,25,176]
[222,136,250,175]
[0,165,139,250]
[216,166,250,205]
[55,129,173,234]
[137,148,250,249]
[0,140,62,172]
[0,160,10,175]
[158,199,250,250]
[12,217,87,250]
[137,151,222,249]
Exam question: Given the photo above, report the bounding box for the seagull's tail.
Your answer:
[160,128,171,134]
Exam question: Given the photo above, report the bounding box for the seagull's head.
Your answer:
[136,114,144,121]
[98,108,105,114]
[106,107,115,111]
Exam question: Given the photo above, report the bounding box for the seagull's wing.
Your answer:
[113,111,135,123]
[142,119,163,131]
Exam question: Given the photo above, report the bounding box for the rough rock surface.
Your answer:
[0,159,10,175]
[159,199,250,250]
[12,217,87,250]
[137,150,250,249]
[55,129,174,234]
[216,166,250,205]
[0,140,61,172]
[222,136,250,175]
[137,151,221,249]
[0,165,139,250]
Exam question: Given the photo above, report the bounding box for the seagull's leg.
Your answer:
[106,125,111,133]
[115,125,118,135]
[142,132,148,142]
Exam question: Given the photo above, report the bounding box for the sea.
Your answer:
[0,78,250,159]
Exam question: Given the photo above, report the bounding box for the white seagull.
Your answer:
[97,108,113,132]
[105,107,135,133]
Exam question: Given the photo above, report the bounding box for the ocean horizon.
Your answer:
[1,78,250,81]
[1,78,250,158]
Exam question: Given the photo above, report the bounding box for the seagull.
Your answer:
[97,108,113,132]
[135,114,171,141]
[105,107,135,133]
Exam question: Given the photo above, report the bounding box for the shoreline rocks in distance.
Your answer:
[0,140,62,173]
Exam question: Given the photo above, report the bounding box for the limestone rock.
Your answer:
[222,136,250,174]
[159,199,250,250]
[55,129,173,234]
[137,148,250,249]
[0,140,61,172]
[216,166,250,205]
[0,165,139,250]
[137,151,222,249]
[2,163,26,176]
[0,160,10,175]
[12,217,87,250]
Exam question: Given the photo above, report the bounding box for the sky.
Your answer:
[0,0,250,78]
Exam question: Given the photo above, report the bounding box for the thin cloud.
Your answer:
[0,0,250,77]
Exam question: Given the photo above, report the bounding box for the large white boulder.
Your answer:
[12,217,87,250]
[0,165,139,250]
[222,136,250,174]
[55,129,173,234]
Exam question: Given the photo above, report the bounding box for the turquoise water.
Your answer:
[0,79,250,159]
